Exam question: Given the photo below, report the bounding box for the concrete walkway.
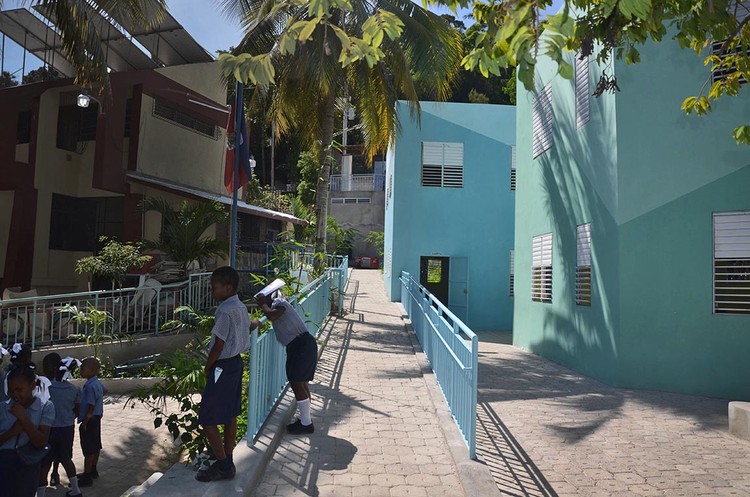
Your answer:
[45,396,181,497]
[251,269,471,497]
[474,333,750,496]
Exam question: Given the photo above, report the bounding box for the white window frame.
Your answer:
[421,142,464,188]
[576,223,592,306]
[575,55,590,128]
[532,233,553,303]
[532,84,553,158]
[713,211,750,315]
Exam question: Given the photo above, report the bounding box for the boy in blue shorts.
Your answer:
[254,291,318,434]
[77,357,104,488]
[195,266,250,482]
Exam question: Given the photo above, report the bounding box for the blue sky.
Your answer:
[0,1,557,79]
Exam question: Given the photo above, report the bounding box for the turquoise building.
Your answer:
[384,101,516,331]
[514,34,750,399]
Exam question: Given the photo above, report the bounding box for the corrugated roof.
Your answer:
[126,171,307,226]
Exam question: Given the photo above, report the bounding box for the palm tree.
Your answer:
[141,198,229,277]
[220,0,463,258]
[3,1,167,90]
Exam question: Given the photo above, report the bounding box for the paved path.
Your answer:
[474,333,750,496]
[252,269,466,497]
[45,396,181,497]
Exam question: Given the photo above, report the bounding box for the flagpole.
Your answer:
[230,81,243,268]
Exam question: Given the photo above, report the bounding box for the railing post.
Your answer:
[247,326,259,445]
[469,334,478,459]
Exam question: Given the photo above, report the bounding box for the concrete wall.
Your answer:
[329,190,384,259]
[385,101,516,331]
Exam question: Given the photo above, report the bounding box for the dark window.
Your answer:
[79,104,99,141]
[49,194,123,251]
[153,99,217,138]
[17,111,31,144]
[124,98,133,138]
[56,106,80,152]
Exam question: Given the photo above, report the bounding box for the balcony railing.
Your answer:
[329,174,385,192]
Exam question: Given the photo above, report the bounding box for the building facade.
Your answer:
[514,34,750,399]
[384,101,516,331]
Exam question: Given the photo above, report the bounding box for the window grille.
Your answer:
[332,197,371,204]
[509,250,515,296]
[510,146,517,191]
[153,99,218,139]
[532,233,553,303]
[421,142,464,188]
[532,84,553,158]
[711,1,750,83]
[576,224,592,306]
[714,211,750,315]
[575,55,590,128]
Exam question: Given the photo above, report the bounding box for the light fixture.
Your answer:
[77,89,91,108]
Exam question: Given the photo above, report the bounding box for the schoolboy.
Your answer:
[254,291,318,434]
[40,354,82,497]
[195,266,250,482]
[77,357,104,488]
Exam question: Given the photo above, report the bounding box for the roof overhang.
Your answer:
[126,171,307,225]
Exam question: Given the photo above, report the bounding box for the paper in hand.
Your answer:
[214,366,223,383]
[255,278,286,299]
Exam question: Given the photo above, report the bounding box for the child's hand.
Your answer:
[80,419,88,432]
[9,402,27,421]
[251,319,261,330]
[255,294,269,307]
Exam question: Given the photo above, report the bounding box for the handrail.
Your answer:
[399,270,478,458]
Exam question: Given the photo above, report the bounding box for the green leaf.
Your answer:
[558,60,574,79]
[733,126,750,145]
[299,20,319,42]
[154,417,163,429]
[618,0,652,20]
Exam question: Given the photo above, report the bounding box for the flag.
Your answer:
[224,104,252,193]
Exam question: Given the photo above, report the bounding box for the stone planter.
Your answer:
[70,377,165,395]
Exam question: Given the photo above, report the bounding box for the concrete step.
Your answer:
[729,401,750,441]
[120,472,163,497]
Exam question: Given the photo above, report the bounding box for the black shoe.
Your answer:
[77,473,93,488]
[65,491,83,497]
[286,419,314,434]
[91,467,99,479]
[50,472,60,486]
[195,461,234,482]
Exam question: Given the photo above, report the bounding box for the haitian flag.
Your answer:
[224,103,252,193]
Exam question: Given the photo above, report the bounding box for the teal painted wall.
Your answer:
[515,30,750,399]
[384,101,516,331]
[615,39,750,399]
[514,49,622,383]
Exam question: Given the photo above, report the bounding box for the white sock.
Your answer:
[36,488,46,497]
[298,398,312,425]
[70,476,81,494]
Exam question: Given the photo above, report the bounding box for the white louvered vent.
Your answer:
[421,142,464,188]
[575,55,590,128]
[576,223,592,306]
[510,146,517,191]
[532,84,553,158]
[509,250,515,297]
[714,211,750,315]
[532,233,553,303]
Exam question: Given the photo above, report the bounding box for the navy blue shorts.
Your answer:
[0,449,39,497]
[80,416,102,456]
[46,425,75,462]
[286,332,318,382]
[198,355,244,426]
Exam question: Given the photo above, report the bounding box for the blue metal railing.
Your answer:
[247,256,348,442]
[399,270,478,458]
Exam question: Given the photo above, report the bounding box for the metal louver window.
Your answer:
[510,146,517,191]
[713,211,750,314]
[509,250,515,296]
[711,1,750,83]
[421,142,464,188]
[576,224,592,306]
[575,55,590,128]
[532,233,553,303]
[153,99,218,139]
[532,84,553,158]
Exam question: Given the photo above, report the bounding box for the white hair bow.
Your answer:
[11,343,23,354]
[35,375,52,403]
[59,357,82,381]
[0,345,7,357]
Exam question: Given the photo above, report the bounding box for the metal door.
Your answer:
[448,256,468,323]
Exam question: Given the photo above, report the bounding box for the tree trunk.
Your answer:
[313,91,337,270]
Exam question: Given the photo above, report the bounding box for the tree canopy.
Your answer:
[424,0,750,143]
